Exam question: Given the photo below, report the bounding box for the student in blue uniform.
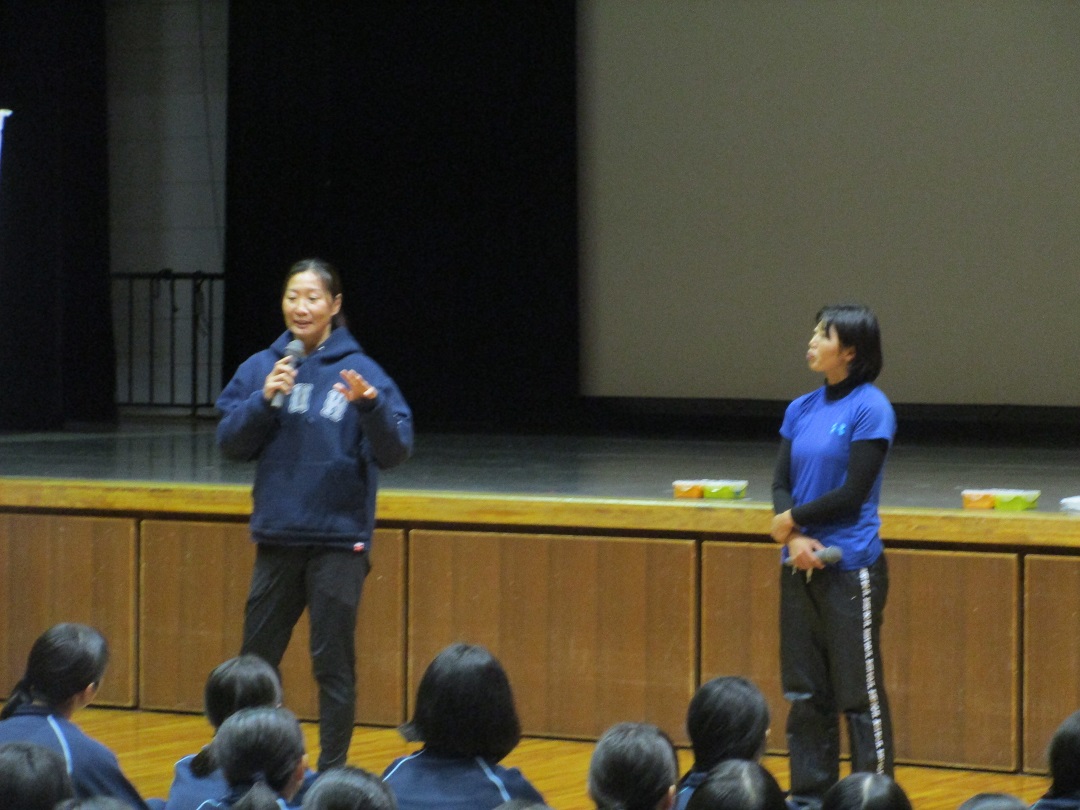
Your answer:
[770,304,896,810]
[197,707,308,810]
[382,644,545,810]
[674,676,771,810]
[160,655,313,809]
[0,623,148,809]
[587,722,679,810]
[684,760,787,810]
[216,258,413,771]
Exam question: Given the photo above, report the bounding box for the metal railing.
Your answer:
[112,269,225,416]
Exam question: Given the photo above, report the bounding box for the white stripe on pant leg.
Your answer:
[860,567,887,773]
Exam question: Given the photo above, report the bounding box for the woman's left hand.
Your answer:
[335,369,379,403]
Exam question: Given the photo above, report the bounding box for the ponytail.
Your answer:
[0,678,34,720]
[232,780,285,810]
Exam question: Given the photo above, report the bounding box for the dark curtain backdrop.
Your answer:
[0,1,114,430]
[225,2,578,430]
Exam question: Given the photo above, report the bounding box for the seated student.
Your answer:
[685,760,787,810]
[301,766,396,810]
[821,773,911,810]
[958,794,1029,810]
[161,655,313,810]
[0,740,75,809]
[675,676,771,810]
[382,643,545,810]
[0,623,148,809]
[200,706,308,810]
[588,722,679,810]
[1033,710,1080,810]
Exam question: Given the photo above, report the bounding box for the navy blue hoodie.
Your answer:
[216,328,412,549]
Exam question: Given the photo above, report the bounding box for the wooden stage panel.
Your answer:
[139,522,406,726]
[885,549,1018,770]
[407,530,698,743]
[701,544,1020,771]
[0,514,137,706]
[1023,554,1080,773]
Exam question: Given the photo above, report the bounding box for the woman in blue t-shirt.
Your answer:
[769,304,896,810]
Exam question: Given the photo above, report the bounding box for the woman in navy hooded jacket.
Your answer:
[216,258,413,772]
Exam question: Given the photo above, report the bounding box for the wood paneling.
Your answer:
[1024,555,1080,773]
[0,514,137,706]
[139,522,406,725]
[701,545,1020,770]
[407,530,697,743]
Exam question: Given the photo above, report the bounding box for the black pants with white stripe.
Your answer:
[780,553,893,809]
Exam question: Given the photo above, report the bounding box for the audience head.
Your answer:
[0,742,74,810]
[1048,709,1080,797]
[588,722,679,810]
[302,766,396,810]
[822,772,911,810]
[0,623,109,720]
[190,654,285,778]
[957,794,1029,810]
[685,759,787,810]
[400,643,521,762]
[211,706,307,810]
[686,676,770,772]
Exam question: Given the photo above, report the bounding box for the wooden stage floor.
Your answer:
[1,416,1079,510]
[84,707,1050,810]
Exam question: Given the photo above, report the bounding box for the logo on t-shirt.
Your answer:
[829,422,848,436]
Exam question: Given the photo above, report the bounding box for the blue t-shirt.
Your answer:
[780,383,895,570]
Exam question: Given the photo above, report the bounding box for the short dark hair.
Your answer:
[816,304,883,384]
[211,707,305,796]
[302,766,397,810]
[284,258,346,329]
[685,760,787,810]
[822,772,911,810]
[957,793,1029,810]
[1048,709,1080,796]
[686,676,770,773]
[588,722,678,810]
[400,644,521,762]
[1,623,109,719]
[0,742,74,810]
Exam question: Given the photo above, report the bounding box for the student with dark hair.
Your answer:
[1033,709,1080,810]
[161,655,314,809]
[770,304,896,809]
[0,741,74,809]
[0,623,148,808]
[588,722,679,810]
[382,644,544,809]
[958,794,1030,810]
[684,760,787,810]
[675,676,770,810]
[820,773,910,810]
[217,258,413,772]
[199,707,308,810]
[300,766,396,810]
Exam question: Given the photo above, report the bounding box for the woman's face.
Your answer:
[807,321,855,384]
[282,270,341,351]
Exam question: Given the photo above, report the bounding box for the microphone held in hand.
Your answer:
[785,546,843,567]
[270,339,306,409]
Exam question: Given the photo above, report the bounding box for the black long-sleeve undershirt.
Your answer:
[772,380,889,527]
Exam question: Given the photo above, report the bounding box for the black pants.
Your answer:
[780,554,892,809]
[241,543,370,771]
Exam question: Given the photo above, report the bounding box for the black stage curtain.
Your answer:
[0,1,114,430]
[225,2,578,431]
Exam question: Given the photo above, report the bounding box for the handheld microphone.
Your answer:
[270,339,306,409]
[785,546,843,567]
